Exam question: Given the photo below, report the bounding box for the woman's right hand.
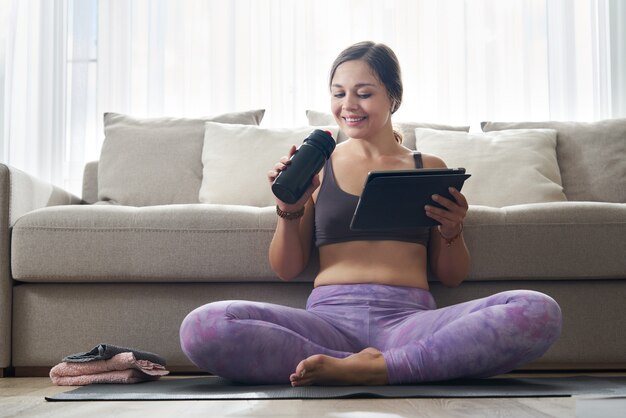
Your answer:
[268,145,320,212]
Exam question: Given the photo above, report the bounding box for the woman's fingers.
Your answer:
[449,187,469,210]
[267,146,298,184]
[425,188,468,234]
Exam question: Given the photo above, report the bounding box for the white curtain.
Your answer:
[1,0,68,187]
[2,0,625,195]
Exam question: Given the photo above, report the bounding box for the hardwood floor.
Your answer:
[1,375,624,418]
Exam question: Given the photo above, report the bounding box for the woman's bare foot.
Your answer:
[289,347,389,386]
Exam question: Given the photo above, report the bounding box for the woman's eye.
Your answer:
[332,92,370,99]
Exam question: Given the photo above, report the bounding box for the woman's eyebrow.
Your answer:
[331,83,376,88]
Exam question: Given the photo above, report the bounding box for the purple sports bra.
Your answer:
[314,153,431,247]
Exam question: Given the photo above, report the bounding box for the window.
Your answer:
[2,0,625,194]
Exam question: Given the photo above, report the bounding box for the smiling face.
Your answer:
[330,59,394,141]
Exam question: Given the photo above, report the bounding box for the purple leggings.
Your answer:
[179,284,561,384]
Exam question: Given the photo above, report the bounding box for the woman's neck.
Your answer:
[344,133,404,159]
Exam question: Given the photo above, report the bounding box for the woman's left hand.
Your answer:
[425,187,468,237]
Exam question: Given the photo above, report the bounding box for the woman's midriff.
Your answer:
[314,240,429,289]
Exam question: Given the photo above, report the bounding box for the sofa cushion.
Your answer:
[10,204,320,283]
[481,118,626,203]
[461,202,626,281]
[306,109,470,148]
[11,202,625,284]
[415,128,567,207]
[98,110,265,207]
[199,123,339,207]
[82,161,99,204]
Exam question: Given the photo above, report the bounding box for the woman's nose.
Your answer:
[343,94,359,110]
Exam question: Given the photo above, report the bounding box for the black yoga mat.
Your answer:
[46,376,626,401]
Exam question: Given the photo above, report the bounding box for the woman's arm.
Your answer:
[427,192,471,288]
[267,145,319,281]
[269,198,316,281]
[422,154,471,287]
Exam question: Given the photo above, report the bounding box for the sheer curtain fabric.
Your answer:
[1,0,625,194]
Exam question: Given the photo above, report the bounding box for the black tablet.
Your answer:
[350,168,471,230]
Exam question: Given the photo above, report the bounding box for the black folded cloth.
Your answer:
[63,344,166,366]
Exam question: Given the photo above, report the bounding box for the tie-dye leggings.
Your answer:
[179,284,562,384]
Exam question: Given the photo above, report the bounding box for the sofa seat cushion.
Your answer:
[11,204,321,283]
[11,202,626,284]
[463,202,626,281]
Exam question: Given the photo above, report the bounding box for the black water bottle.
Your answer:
[272,129,336,204]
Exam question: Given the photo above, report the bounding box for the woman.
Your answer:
[180,41,562,386]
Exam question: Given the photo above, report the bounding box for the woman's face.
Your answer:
[330,59,393,141]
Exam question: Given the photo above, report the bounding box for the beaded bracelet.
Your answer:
[276,205,305,220]
[437,223,464,247]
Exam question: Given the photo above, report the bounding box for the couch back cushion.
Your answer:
[306,110,470,148]
[199,122,339,207]
[98,110,265,206]
[415,128,567,207]
[481,118,626,203]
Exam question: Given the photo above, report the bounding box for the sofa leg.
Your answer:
[0,367,15,378]
[12,367,50,377]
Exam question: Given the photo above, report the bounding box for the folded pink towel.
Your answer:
[50,352,169,386]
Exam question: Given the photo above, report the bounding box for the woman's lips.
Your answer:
[343,116,367,126]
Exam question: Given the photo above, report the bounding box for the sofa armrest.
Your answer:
[0,163,82,369]
[4,164,83,226]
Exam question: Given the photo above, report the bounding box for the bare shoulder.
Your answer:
[421,153,448,169]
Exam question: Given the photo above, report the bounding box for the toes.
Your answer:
[290,355,326,386]
[289,359,307,385]
[293,360,306,376]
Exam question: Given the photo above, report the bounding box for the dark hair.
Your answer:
[329,41,404,143]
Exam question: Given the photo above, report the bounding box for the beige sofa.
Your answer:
[1,112,625,376]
